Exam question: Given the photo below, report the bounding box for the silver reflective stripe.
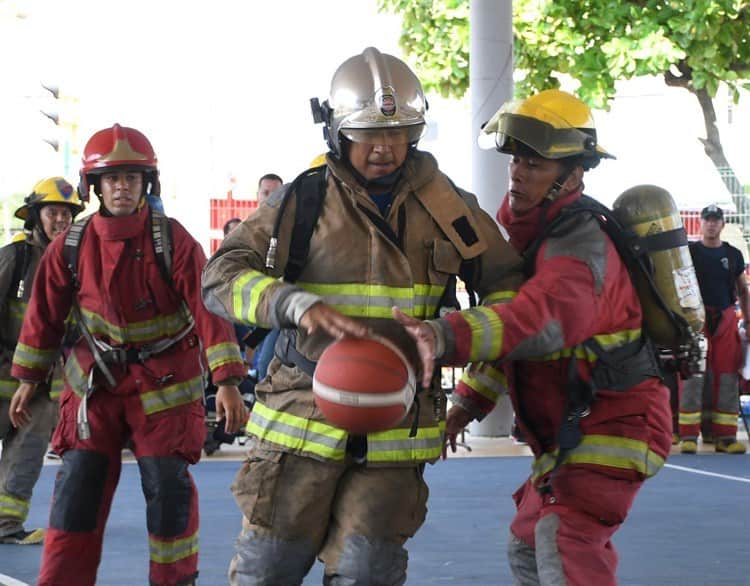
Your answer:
[149,532,199,564]
[140,375,204,415]
[248,405,347,460]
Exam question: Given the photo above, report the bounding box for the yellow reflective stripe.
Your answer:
[461,306,503,362]
[140,376,204,415]
[482,290,516,305]
[50,376,64,400]
[531,434,666,480]
[63,353,88,397]
[205,342,242,371]
[0,379,17,399]
[532,328,643,362]
[232,271,278,324]
[678,411,701,426]
[367,423,444,462]
[79,307,190,344]
[460,363,507,403]
[298,282,443,320]
[0,493,29,520]
[246,402,347,460]
[7,299,27,326]
[149,532,198,564]
[13,342,57,371]
[712,411,739,426]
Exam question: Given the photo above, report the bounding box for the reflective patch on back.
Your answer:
[544,214,608,294]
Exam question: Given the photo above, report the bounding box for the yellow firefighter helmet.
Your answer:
[479,89,614,169]
[14,176,84,220]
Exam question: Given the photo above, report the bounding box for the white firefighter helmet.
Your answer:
[311,47,427,156]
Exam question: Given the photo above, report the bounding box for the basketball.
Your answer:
[312,336,416,434]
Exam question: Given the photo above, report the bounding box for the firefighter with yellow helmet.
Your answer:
[395,89,673,586]
[0,177,83,545]
[202,47,524,584]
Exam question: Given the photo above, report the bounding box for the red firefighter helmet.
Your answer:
[78,123,160,201]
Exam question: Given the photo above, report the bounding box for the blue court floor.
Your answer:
[1,451,749,585]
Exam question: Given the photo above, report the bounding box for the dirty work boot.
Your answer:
[715,439,747,454]
[0,528,45,545]
[680,439,698,454]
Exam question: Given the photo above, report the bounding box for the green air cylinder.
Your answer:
[612,184,705,348]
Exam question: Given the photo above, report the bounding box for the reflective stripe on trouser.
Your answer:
[680,307,741,440]
[247,401,444,464]
[508,472,643,586]
[228,447,428,585]
[0,392,57,538]
[38,385,203,586]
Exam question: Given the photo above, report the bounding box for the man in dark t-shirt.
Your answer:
[679,204,750,454]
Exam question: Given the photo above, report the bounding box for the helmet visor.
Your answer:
[341,124,425,146]
[481,112,595,159]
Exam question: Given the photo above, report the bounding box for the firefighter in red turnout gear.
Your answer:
[396,90,672,586]
[9,124,248,586]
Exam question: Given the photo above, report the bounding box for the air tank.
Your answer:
[612,184,705,349]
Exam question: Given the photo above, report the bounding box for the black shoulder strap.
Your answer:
[63,210,174,291]
[63,216,93,290]
[285,167,327,283]
[525,195,690,338]
[267,166,328,283]
[9,240,30,300]
[150,209,174,287]
[245,167,327,350]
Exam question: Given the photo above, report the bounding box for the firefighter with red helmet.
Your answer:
[9,124,248,586]
[0,177,82,545]
[396,90,673,586]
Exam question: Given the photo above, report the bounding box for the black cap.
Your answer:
[701,204,724,220]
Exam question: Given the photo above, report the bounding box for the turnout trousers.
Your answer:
[680,305,742,441]
[38,386,205,586]
[0,388,56,538]
[508,468,643,586]
[228,445,429,585]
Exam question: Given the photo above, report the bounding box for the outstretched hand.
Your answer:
[392,306,437,388]
[299,303,369,340]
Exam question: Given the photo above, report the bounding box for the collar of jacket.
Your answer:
[92,203,149,241]
[498,187,584,253]
[328,149,438,196]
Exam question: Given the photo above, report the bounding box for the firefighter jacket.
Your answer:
[202,151,524,466]
[441,189,673,484]
[11,205,245,415]
[0,228,63,400]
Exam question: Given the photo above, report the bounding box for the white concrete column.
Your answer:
[468,0,515,437]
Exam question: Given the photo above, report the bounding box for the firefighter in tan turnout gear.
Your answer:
[202,47,524,585]
[0,177,83,545]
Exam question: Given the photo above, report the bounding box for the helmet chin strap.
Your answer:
[536,166,582,232]
[543,163,584,203]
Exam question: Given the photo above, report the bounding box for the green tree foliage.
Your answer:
[378,0,750,203]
